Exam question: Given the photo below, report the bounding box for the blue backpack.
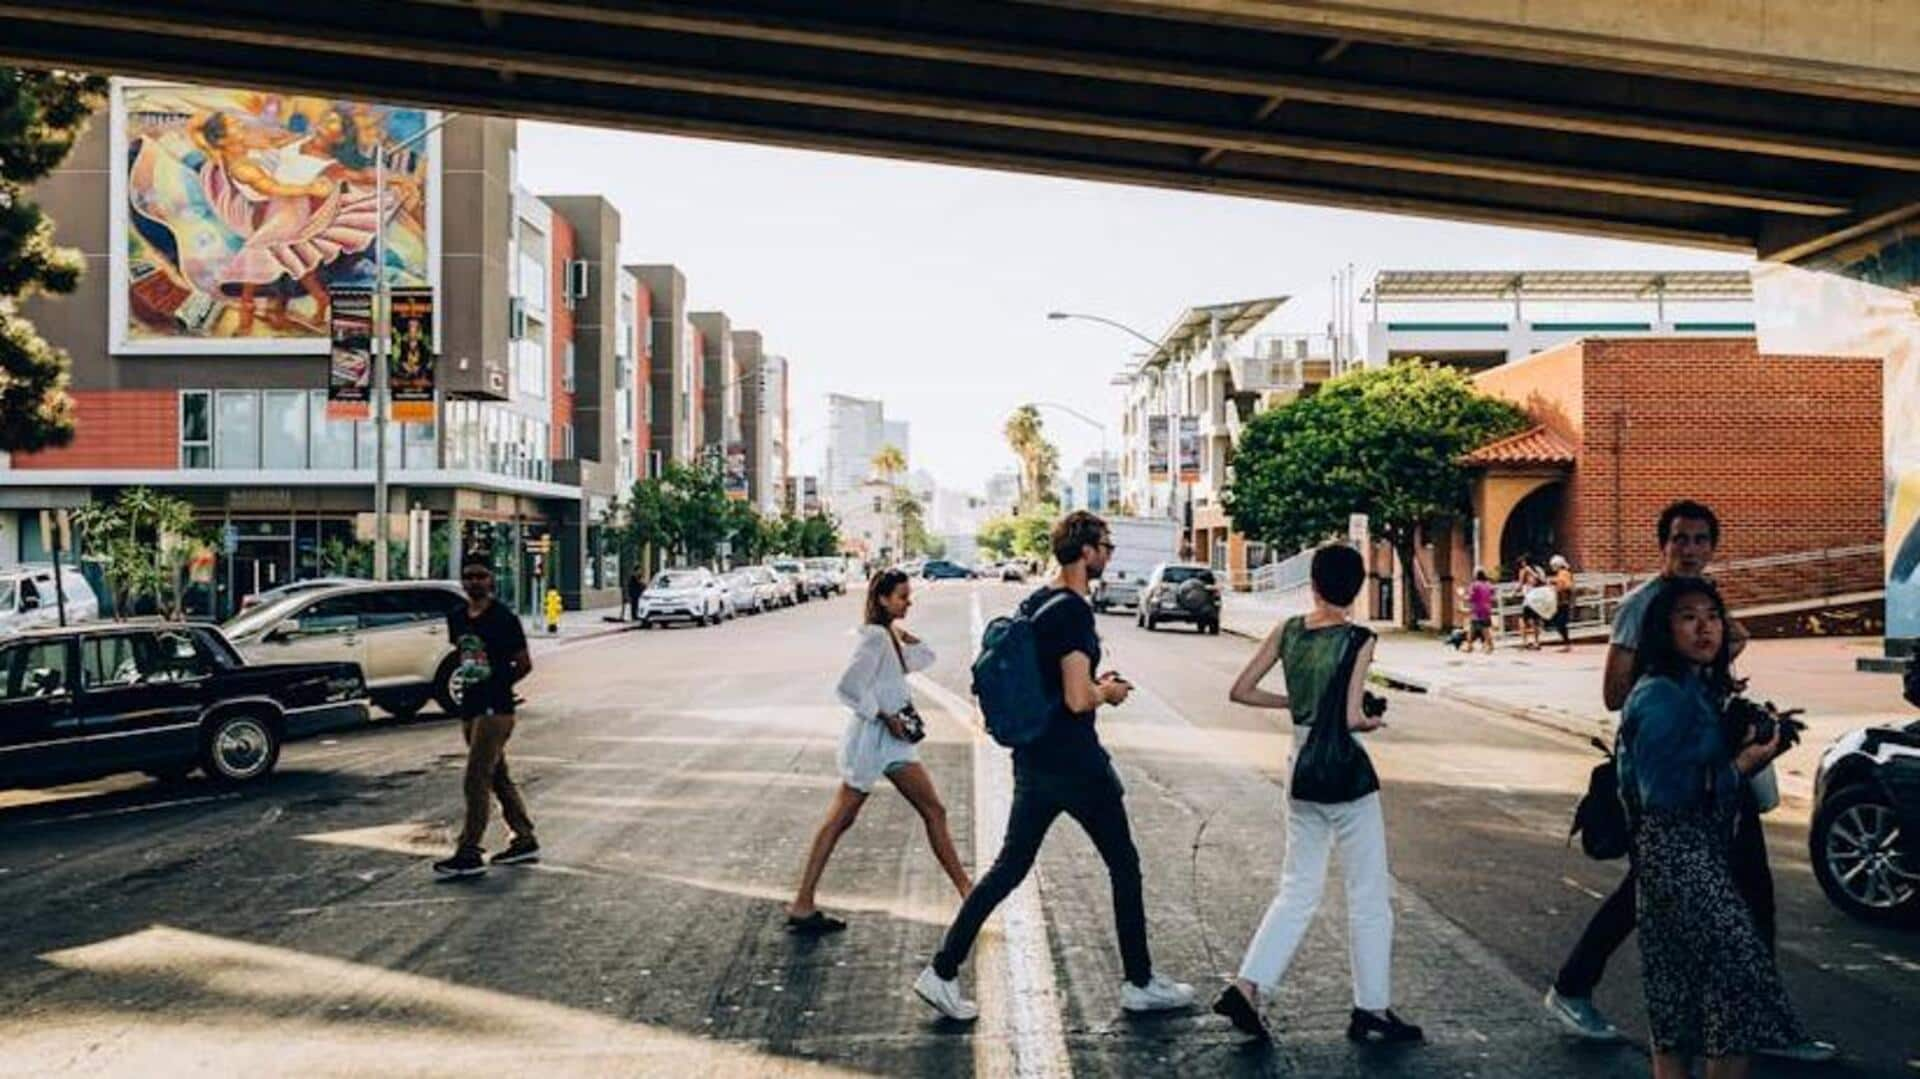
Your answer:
[971,591,1074,747]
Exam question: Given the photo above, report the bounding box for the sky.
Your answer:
[516,121,1751,495]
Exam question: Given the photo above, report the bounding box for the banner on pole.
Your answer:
[388,287,437,424]
[1147,416,1170,481]
[1177,416,1201,483]
[328,288,373,420]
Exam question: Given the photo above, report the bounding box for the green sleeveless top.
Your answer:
[1279,615,1355,727]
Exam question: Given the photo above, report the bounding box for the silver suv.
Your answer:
[223,581,467,719]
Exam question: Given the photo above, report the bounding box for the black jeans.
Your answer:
[933,761,1152,987]
[1554,794,1775,998]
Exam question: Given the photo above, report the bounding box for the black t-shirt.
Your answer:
[447,599,527,716]
[1012,586,1110,775]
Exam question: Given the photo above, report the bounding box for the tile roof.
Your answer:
[1460,425,1577,467]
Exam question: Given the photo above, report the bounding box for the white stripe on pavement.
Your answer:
[906,585,1070,1078]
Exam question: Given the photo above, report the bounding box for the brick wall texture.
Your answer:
[13,390,178,469]
[549,214,576,458]
[1474,337,1882,608]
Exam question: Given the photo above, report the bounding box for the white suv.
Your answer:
[639,568,727,627]
[223,581,467,718]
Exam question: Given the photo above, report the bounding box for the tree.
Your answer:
[870,443,907,485]
[1,69,108,452]
[1222,360,1528,626]
[722,497,770,564]
[1003,405,1060,513]
[976,507,1056,562]
[976,516,1017,560]
[72,487,210,619]
[895,489,943,558]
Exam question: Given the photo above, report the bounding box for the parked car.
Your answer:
[1810,711,1920,925]
[1137,563,1222,634]
[0,564,102,635]
[238,576,365,612]
[720,570,763,616]
[0,621,368,790]
[739,566,785,611]
[769,558,817,601]
[805,556,849,595]
[997,561,1028,583]
[639,568,727,627]
[223,581,466,719]
[756,565,800,608]
[922,559,975,581]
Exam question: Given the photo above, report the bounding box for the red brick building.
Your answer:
[1442,336,1881,617]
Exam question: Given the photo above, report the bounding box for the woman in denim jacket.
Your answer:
[1619,577,1804,1078]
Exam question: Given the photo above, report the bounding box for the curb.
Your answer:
[527,619,641,647]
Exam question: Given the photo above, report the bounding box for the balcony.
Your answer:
[1229,334,1347,400]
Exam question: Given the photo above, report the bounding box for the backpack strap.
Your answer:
[1028,589,1078,623]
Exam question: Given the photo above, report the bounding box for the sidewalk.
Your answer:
[1221,593,1912,804]
[523,602,638,648]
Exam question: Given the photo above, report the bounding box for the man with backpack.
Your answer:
[914,510,1195,1021]
[1545,501,1833,1063]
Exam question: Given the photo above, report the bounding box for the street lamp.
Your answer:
[1046,310,1163,354]
[374,112,458,582]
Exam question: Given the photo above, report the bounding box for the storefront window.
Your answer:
[181,391,212,469]
[263,391,307,469]
[309,391,355,470]
[215,390,259,469]
[404,417,437,469]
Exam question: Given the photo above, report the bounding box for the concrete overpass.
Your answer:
[1,1,1917,275]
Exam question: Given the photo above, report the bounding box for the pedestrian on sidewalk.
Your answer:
[433,558,539,879]
[626,566,646,622]
[1617,578,1807,1077]
[1543,500,1833,1063]
[1548,555,1576,651]
[914,511,1195,1022]
[1515,555,1546,650]
[1211,544,1423,1045]
[784,568,972,935]
[1461,568,1496,654]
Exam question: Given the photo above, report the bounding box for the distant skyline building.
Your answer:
[824,392,910,507]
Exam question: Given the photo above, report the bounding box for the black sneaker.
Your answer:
[1348,1008,1423,1044]
[433,848,487,879]
[492,837,541,865]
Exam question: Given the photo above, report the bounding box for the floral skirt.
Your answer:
[1633,806,1804,1057]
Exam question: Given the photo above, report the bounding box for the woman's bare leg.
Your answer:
[886,762,973,898]
[788,784,867,917]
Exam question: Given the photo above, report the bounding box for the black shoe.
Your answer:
[492,837,540,865]
[785,910,848,936]
[1211,984,1271,1041]
[432,848,487,879]
[1348,1008,1423,1044]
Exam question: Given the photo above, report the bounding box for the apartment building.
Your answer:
[629,264,697,468]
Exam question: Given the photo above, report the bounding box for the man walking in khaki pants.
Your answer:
[434,557,539,879]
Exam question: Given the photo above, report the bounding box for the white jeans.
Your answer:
[1237,791,1394,1010]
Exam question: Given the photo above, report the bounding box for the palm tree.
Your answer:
[1003,405,1059,512]
[870,443,907,486]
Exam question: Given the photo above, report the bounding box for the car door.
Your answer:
[74,630,206,772]
[257,592,369,678]
[361,587,459,689]
[0,637,82,787]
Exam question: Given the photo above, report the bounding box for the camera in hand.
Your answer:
[1720,694,1805,754]
[1361,690,1388,720]
[897,703,928,744]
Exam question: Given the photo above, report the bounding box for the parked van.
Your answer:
[0,565,102,635]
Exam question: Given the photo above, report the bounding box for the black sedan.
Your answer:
[921,560,977,581]
[0,621,369,791]
[1810,675,1920,924]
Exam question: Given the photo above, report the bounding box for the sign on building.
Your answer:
[1147,416,1170,481]
[328,287,373,420]
[389,288,436,423]
[1177,416,1201,483]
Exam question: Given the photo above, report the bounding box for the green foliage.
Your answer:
[895,490,943,558]
[320,536,373,579]
[976,506,1057,562]
[72,487,210,619]
[1,68,108,452]
[1223,359,1528,556]
[1003,405,1060,513]
[870,443,907,484]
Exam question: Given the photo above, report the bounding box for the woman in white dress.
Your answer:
[785,570,973,934]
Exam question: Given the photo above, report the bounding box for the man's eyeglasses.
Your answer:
[1096,541,1116,552]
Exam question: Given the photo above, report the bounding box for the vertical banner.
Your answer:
[328,287,373,420]
[1178,415,1201,482]
[1086,469,1105,512]
[724,442,749,500]
[389,287,437,423]
[1147,416,1170,481]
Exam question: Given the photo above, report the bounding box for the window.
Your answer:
[181,391,212,469]
[560,423,575,460]
[517,248,547,311]
[81,634,144,689]
[309,391,355,470]
[148,630,216,682]
[516,334,547,398]
[294,594,367,635]
[263,390,308,469]
[355,417,402,471]
[563,342,576,393]
[215,390,260,469]
[404,417,436,469]
[0,640,71,700]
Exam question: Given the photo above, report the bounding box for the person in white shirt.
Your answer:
[784,569,971,934]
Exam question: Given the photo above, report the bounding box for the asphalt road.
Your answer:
[0,581,1912,1077]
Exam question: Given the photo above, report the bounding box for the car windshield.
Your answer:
[654,571,705,589]
[1161,566,1213,584]
[222,593,312,638]
[805,558,838,571]
[771,561,802,573]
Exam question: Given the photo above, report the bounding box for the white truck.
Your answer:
[1091,516,1180,613]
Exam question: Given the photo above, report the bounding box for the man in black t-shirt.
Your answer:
[915,511,1195,1021]
[434,558,538,879]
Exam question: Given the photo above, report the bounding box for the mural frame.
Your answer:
[107,77,442,357]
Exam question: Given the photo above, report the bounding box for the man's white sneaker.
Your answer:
[914,966,979,1022]
[1120,973,1196,1013]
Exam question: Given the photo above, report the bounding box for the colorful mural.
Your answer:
[114,82,433,351]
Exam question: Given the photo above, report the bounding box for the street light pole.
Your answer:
[374,112,458,582]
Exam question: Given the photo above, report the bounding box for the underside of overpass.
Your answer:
[0,1,1917,271]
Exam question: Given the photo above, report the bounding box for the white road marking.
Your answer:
[1560,876,1606,901]
[19,792,240,825]
[902,586,1070,1078]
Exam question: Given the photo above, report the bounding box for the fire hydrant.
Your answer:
[544,588,563,635]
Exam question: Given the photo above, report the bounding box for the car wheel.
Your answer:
[375,691,426,721]
[200,711,281,785]
[432,655,465,715]
[1811,783,1920,925]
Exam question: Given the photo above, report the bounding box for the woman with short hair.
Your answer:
[784,570,972,933]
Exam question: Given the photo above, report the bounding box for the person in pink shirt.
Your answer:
[1464,569,1497,653]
